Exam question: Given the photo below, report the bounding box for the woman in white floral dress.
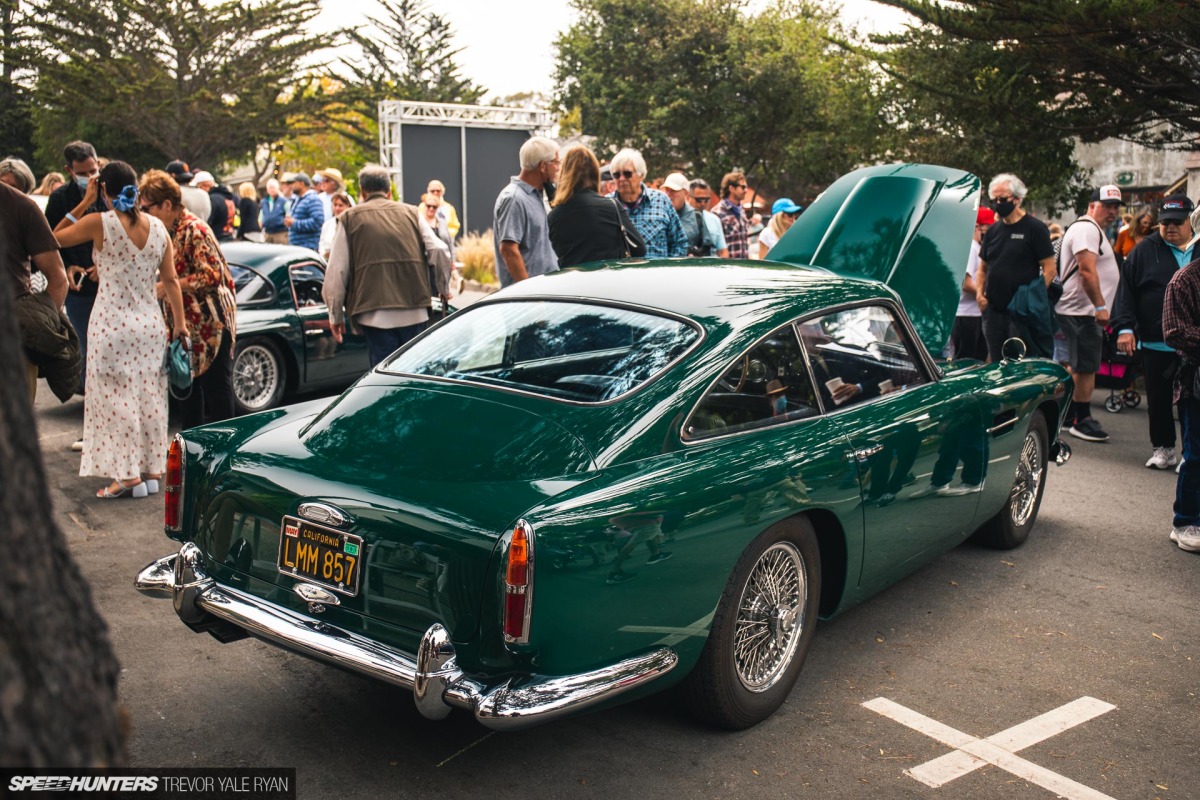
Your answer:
[54,161,187,498]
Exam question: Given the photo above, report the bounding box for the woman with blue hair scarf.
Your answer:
[53,160,188,499]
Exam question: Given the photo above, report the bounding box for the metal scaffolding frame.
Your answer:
[378,100,554,212]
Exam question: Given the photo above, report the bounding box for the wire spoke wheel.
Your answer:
[1009,429,1044,528]
[732,542,806,692]
[234,341,283,412]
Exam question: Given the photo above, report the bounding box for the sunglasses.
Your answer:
[139,201,159,212]
[1160,219,1186,227]
[615,170,637,179]
[734,183,748,189]
[692,195,712,203]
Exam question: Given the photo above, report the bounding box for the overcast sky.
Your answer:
[315,0,915,101]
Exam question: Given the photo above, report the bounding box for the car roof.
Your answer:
[481,259,895,335]
[221,242,324,271]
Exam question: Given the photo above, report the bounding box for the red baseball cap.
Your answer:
[976,208,997,225]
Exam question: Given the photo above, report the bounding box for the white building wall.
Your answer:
[1074,138,1191,191]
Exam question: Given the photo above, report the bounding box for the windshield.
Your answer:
[382,301,700,403]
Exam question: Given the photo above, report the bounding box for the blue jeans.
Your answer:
[1174,396,1200,527]
[361,321,427,368]
[65,290,96,393]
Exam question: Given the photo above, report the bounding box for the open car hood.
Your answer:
[767,163,980,355]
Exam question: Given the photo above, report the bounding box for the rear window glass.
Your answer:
[382,301,700,402]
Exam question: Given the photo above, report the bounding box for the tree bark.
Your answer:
[0,256,125,766]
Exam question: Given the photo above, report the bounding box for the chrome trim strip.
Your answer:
[135,546,678,730]
[987,417,1019,435]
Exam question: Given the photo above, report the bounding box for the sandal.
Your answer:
[97,478,148,499]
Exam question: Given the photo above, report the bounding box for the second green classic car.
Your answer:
[138,165,1072,731]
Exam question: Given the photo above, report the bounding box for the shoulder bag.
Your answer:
[610,197,639,258]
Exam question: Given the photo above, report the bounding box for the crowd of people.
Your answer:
[6,140,1200,551]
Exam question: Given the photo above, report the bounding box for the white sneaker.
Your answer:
[70,439,84,452]
[938,482,985,496]
[1179,459,1185,474]
[1146,447,1178,469]
[1170,526,1200,552]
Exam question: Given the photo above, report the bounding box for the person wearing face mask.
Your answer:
[974,172,1057,362]
[44,141,107,410]
[492,137,561,287]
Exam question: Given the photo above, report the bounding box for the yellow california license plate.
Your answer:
[278,515,363,597]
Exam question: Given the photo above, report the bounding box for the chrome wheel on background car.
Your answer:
[233,339,286,413]
[734,542,807,692]
[685,517,821,730]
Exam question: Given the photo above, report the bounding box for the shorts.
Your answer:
[1056,314,1102,373]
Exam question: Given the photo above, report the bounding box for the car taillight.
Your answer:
[164,434,184,531]
[503,520,534,644]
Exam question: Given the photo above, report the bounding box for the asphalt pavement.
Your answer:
[33,380,1200,800]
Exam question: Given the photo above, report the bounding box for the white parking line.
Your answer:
[864,697,1117,800]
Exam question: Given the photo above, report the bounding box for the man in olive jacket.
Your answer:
[322,165,451,367]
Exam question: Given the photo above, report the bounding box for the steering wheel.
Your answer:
[717,354,750,393]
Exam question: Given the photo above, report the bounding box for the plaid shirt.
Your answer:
[1162,257,1200,401]
[611,186,687,258]
[715,199,749,259]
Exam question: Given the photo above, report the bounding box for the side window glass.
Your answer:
[684,323,819,440]
[798,305,928,410]
[289,263,326,308]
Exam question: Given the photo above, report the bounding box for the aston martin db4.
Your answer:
[137,164,1072,731]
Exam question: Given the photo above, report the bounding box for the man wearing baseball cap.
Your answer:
[1114,195,1196,471]
[165,160,211,221]
[1160,196,1200,551]
[1055,184,1123,443]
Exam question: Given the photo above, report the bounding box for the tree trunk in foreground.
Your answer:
[0,257,125,766]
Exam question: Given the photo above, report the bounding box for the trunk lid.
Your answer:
[193,382,595,641]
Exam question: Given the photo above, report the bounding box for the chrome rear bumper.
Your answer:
[135,543,677,730]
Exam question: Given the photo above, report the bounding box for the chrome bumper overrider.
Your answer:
[135,543,678,730]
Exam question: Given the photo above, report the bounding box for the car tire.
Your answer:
[684,516,821,730]
[233,338,287,414]
[974,412,1049,549]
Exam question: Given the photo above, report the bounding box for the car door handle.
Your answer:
[847,444,883,461]
[305,328,326,337]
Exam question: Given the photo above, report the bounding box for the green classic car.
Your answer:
[138,165,1073,731]
[224,242,370,414]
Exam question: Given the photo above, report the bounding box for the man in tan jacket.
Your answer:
[323,165,451,367]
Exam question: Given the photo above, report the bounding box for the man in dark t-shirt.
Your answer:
[44,140,106,394]
[975,172,1057,360]
[1,181,69,400]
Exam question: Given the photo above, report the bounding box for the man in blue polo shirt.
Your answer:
[1114,195,1196,470]
[493,137,560,288]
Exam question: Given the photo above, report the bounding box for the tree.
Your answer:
[29,0,328,174]
[869,0,1200,147]
[553,0,885,199]
[861,25,1088,213]
[1,0,35,162]
[331,0,486,152]
[0,269,125,765]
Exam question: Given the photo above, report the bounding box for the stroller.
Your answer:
[1098,327,1141,412]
